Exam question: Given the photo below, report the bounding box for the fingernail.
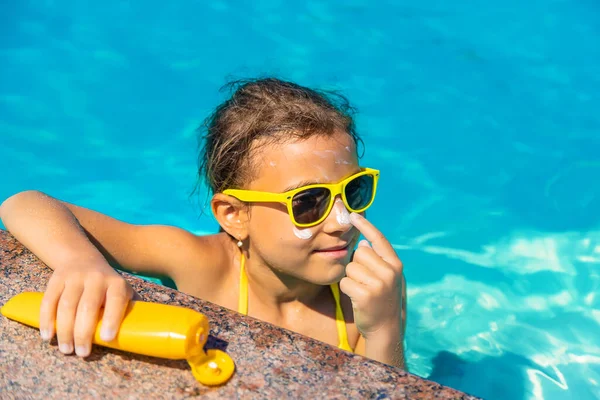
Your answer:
[59,342,73,354]
[40,329,52,341]
[358,239,370,247]
[349,213,362,223]
[100,326,115,342]
[75,344,90,357]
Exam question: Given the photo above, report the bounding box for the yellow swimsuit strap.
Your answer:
[238,252,352,352]
[238,251,249,315]
[329,280,353,352]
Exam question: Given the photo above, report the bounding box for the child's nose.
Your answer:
[322,198,352,232]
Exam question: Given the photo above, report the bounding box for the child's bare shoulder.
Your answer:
[154,228,234,295]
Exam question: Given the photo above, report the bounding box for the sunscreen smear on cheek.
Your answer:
[293,226,313,240]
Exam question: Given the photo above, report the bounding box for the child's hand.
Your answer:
[39,259,137,357]
[340,213,405,338]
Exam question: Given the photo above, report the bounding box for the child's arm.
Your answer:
[340,212,407,369]
[0,190,204,357]
[0,191,202,278]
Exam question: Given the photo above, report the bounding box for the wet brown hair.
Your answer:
[194,77,363,203]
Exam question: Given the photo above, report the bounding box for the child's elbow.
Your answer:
[0,190,43,219]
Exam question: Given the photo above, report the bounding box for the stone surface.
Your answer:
[0,229,478,399]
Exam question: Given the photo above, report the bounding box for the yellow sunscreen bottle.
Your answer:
[0,292,235,386]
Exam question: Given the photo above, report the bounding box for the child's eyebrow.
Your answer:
[282,167,362,192]
[282,180,322,192]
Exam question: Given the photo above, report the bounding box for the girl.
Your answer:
[0,78,407,369]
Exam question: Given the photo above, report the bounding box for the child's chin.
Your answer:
[312,263,347,286]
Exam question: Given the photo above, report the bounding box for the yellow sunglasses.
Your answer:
[223,168,380,228]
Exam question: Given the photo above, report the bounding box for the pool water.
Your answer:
[1,1,599,399]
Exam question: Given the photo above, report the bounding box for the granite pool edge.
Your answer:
[0,229,478,399]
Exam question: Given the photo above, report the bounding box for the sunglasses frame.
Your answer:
[223,167,380,228]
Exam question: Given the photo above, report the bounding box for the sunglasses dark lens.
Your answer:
[345,174,374,210]
[291,187,331,224]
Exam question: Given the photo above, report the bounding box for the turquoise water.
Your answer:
[1,1,599,399]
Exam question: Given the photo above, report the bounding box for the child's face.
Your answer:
[246,130,362,284]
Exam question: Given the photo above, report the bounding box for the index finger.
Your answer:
[349,212,401,267]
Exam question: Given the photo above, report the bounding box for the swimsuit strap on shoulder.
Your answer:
[238,252,248,315]
[330,282,353,352]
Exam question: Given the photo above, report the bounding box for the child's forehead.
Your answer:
[260,134,355,167]
[250,133,359,190]
[262,132,355,160]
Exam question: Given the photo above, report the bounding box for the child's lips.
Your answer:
[314,243,350,258]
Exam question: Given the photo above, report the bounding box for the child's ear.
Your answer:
[211,193,250,240]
